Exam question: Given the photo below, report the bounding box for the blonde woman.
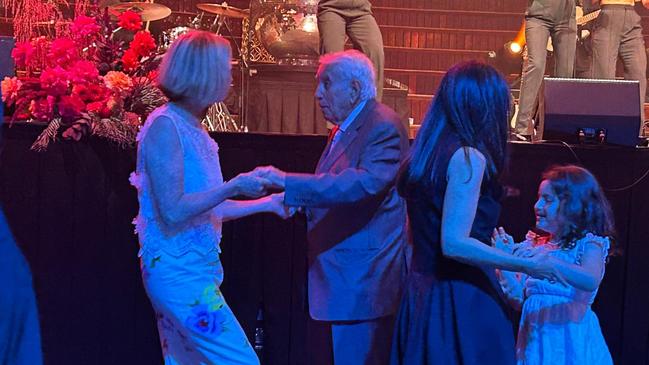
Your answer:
[130,31,287,364]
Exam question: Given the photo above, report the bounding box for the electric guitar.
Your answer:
[546,6,600,51]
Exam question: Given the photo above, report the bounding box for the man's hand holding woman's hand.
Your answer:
[227,171,271,198]
[252,166,287,190]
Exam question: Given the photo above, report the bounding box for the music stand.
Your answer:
[539,77,643,147]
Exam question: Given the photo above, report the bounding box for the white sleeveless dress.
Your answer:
[130,103,259,365]
[499,232,613,365]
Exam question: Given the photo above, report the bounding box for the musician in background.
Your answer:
[575,1,595,78]
[317,0,384,100]
[588,0,649,122]
[514,0,577,141]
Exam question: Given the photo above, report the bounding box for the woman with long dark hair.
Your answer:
[391,61,560,364]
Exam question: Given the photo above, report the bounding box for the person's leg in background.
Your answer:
[592,7,624,81]
[574,30,594,78]
[551,14,577,78]
[618,6,647,124]
[515,17,552,138]
[307,317,334,365]
[318,10,347,56]
[331,316,395,365]
[346,12,385,101]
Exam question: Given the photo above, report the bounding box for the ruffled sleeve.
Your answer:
[575,233,611,280]
[577,233,610,259]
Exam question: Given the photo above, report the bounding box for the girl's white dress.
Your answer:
[130,103,259,364]
[498,232,613,365]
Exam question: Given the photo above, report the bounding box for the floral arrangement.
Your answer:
[1,9,166,151]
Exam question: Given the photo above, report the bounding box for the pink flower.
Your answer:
[29,95,56,121]
[48,38,79,67]
[11,41,35,69]
[69,60,100,84]
[1,76,22,105]
[58,94,86,121]
[118,11,142,32]
[70,15,101,39]
[130,31,156,57]
[40,66,70,96]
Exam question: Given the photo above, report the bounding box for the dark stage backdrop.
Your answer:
[0,126,648,364]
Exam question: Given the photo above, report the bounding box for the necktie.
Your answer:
[325,125,340,155]
[327,125,340,145]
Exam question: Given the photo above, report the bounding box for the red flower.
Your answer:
[29,96,56,121]
[70,15,101,40]
[118,11,142,32]
[14,107,31,120]
[87,101,113,118]
[40,67,70,96]
[72,82,108,103]
[147,69,159,83]
[48,38,79,67]
[121,49,139,72]
[11,41,35,69]
[130,31,156,57]
[69,60,100,84]
[58,94,86,121]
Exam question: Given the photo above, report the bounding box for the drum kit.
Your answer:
[107,1,250,132]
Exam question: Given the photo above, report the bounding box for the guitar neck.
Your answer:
[576,9,601,26]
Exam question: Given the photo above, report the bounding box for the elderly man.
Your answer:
[256,50,409,364]
[317,0,385,101]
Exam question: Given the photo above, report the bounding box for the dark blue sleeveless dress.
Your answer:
[390,133,515,365]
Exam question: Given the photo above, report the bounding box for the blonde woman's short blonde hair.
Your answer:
[157,31,232,108]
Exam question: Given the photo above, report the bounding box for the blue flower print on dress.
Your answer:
[185,304,227,335]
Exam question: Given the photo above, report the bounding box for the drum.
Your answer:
[158,26,191,51]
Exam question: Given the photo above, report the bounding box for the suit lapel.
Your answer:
[317,100,374,172]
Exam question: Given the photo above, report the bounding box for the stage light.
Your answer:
[487,42,524,76]
[507,41,522,55]
[300,14,317,33]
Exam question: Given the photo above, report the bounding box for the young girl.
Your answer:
[493,165,615,365]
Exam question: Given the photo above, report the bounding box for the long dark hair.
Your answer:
[398,61,510,195]
[542,165,616,253]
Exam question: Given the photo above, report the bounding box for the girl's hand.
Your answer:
[491,227,514,254]
[266,193,293,219]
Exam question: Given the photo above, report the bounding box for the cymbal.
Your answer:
[196,3,248,19]
[33,20,71,26]
[109,2,172,22]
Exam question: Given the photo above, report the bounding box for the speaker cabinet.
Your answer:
[539,77,642,147]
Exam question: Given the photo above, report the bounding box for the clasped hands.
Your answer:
[227,165,295,219]
[492,227,567,285]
